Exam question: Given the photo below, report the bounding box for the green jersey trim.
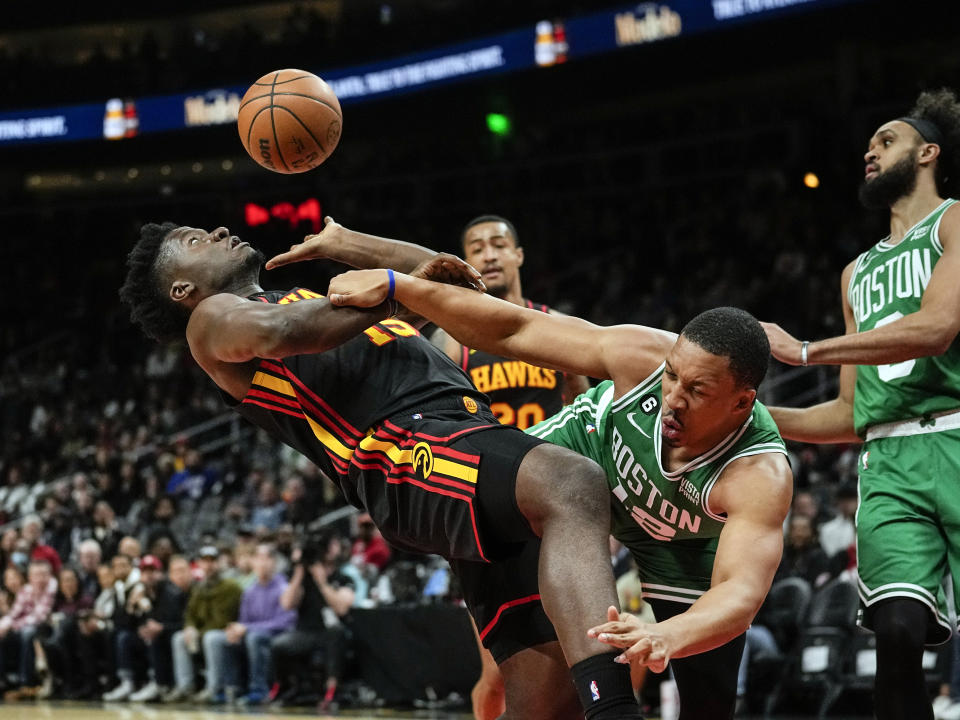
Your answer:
[652,409,755,480]
[857,577,951,636]
[527,394,599,438]
[641,582,706,605]
[930,200,955,254]
[699,443,789,523]
[875,199,954,252]
[611,363,666,412]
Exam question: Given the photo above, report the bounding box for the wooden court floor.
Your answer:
[0,702,472,720]
[0,701,873,719]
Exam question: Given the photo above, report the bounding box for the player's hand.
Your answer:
[328,269,392,308]
[588,606,672,673]
[760,322,804,365]
[409,253,486,292]
[265,215,343,270]
[471,671,506,720]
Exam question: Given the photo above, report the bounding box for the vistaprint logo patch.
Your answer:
[590,680,600,701]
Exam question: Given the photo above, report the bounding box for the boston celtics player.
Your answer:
[325,263,793,719]
[762,89,960,720]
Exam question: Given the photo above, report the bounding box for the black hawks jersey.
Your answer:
[459,299,563,429]
[225,288,488,498]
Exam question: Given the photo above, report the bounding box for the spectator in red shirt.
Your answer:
[350,513,391,571]
[0,559,58,692]
[21,515,62,576]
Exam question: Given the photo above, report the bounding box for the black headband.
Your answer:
[897,116,944,146]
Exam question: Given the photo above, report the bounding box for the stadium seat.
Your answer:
[763,577,859,718]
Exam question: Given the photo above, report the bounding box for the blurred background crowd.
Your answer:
[1,0,958,715]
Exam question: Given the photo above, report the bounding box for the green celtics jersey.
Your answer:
[528,364,786,604]
[847,199,960,435]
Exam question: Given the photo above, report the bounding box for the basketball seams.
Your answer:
[269,72,290,172]
[244,104,272,160]
[238,92,342,116]
[239,70,340,173]
[275,105,327,157]
[253,74,313,86]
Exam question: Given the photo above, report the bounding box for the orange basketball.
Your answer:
[237,69,343,174]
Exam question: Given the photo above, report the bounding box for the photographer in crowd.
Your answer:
[272,533,354,710]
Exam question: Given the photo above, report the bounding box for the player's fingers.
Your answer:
[265,247,302,270]
[618,638,653,664]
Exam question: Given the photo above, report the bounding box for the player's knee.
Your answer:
[547,453,609,521]
[873,599,928,654]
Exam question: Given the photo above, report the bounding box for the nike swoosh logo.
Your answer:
[626,413,651,438]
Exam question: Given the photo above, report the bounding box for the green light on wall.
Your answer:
[486,113,512,136]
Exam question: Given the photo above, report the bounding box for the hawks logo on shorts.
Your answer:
[412,441,435,479]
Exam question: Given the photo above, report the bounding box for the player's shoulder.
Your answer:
[605,324,676,391]
[937,198,960,248]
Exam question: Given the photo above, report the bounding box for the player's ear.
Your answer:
[169,280,196,304]
[918,142,941,167]
[735,388,756,410]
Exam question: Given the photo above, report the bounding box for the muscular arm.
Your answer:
[265,217,436,273]
[658,453,793,658]
[548,308,592,400]
[187,292,391,364]
[588,453,792,668]
[767,205,960,366]
[766,263,860,443]
[331,271,676,385]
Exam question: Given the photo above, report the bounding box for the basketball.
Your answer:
[237,69,342,174]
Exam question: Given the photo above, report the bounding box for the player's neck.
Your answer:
[888,180,944,243]
[227,281,263,298]
[498,283,525,307]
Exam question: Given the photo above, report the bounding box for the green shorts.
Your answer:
[856,427,960,645]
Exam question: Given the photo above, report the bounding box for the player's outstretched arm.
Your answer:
[765,262,860,443]
[187,292,391,364]
[764,205,960,367]
[265,216,436,273]
[328,267,675,382]
[588,452,792,669]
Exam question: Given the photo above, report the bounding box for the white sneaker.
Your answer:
[941,700,960,720]
[934,696,953,719]
[103,679,134,702]
[130,681,164,702]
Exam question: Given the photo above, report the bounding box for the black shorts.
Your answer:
[349,403,556,662]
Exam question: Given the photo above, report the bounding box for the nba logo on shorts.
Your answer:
[590,680,600,701]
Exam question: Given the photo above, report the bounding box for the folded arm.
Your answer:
[187,292,391,364]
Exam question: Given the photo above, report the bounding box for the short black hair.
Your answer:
[119,222,187,343]
[679,307,770,390]
[461,214,519,247]
[908,88,960,197]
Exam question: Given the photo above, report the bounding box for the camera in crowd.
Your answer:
[296,531,334,567]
